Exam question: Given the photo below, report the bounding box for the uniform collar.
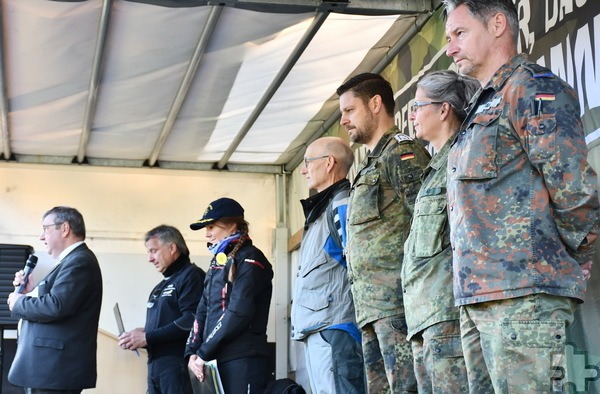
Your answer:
[301,179,349,226]
[485,53,527,92]
[428,137,453,171]
[367,126,399,158]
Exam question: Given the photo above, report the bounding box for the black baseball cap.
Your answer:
[190,198,245,230]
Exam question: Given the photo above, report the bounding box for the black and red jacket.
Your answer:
[185,239,273,363]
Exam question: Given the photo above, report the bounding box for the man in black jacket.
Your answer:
[119,225,205,394]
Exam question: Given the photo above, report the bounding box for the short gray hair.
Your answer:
[416,70,480,122]
[321,137,354,174]
[442,0,519,45]
[144,225,190,257]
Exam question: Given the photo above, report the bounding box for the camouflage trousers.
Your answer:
[410,319,468,394]
[361,315,417,394]
[460,294,576,394]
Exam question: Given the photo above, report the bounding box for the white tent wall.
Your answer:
[0,162,278,390]
[0,162,277,332]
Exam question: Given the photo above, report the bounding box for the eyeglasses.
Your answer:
[411,100,444,112]
[42,222,63,232]
[304,155,330,168]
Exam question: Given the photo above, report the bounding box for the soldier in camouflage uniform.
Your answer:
[402,70,479,394]
[337,73,431,393]
[443,1,600,393]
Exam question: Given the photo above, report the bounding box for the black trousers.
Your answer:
[218,356,269,394]
[148,355,193,394]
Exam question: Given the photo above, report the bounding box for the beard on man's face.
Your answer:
[347,112,377,145]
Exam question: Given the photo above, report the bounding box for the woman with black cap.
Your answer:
[185,197,273,394]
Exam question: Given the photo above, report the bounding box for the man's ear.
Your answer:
[61,222,70,238]
[326,155,336,173]
[490,12,508,38]
[370,94,383,114]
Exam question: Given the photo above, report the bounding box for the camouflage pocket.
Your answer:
[349,170,381,225]
[501,320,566,392]
[429,334,463,359]
[453,112,499,180]
[411,194,447,258]
[501,320,565,348]
[526,114,556,163]
[390,315,408,335]
[429,334,469,393]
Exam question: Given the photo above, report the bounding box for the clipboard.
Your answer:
[113,302,140,356]
[189,360,224,394]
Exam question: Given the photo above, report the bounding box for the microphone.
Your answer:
[16,255,38,294]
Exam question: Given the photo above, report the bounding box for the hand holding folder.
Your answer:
[113,303,140,356]
[189,360,224,394]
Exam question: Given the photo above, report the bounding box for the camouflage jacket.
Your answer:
[447,54,600,306]
[402,138,458,339]
[347,127,430,327]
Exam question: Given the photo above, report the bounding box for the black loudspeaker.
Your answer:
[0,338,18,394]
[0,244,33,327]
[0,244,33,394]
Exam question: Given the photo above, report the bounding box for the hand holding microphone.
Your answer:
[15,254,38,294]
[8,254,38,310]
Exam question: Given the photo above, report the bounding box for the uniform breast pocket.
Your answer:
[411,195,447,258]
[526,115,556,164]
[349,170,381,225]
[452,112,500,180]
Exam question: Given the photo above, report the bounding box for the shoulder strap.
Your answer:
[393,132,413,143]
[521,62,554,78]
[380,132,413,157]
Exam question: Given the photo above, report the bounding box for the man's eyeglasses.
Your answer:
[411,100,444,112]
[42,222,63,233]
[304,155,329,168]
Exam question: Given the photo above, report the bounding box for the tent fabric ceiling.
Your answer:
[0,0,436,173]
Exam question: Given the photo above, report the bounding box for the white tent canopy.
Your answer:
[0,0,438,173]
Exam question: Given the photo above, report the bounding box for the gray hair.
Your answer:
[442,0,519,44]
[416,70,480,122]
[44,206,86,238]
[319,137,354,174]
[144,225,190,257]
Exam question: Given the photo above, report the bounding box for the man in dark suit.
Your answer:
[7,206,103,394]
